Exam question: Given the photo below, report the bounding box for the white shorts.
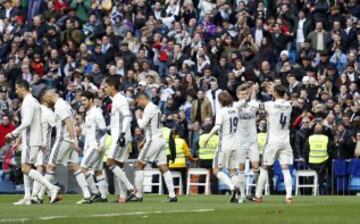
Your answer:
[34,150,49,167]
[263,142,293,166]
[107,143,130,163]
[213,149,245,169]
[81,148,105,170]
[21,144,39,165]
[48,140,79,166]
[138,138,167,165]
[239,141,260,162]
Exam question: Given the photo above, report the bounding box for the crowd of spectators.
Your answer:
[0,0,359,178]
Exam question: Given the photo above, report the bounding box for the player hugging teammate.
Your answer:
[206,82,293,204]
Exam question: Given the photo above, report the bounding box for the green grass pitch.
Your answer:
[0,195,359,224]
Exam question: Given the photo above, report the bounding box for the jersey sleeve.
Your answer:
[95,110,107,148]
[119,101,131,134]
[57,102,71,121]
[233,99,247,110]
[47,110,57,127]
[264,101,272,112]
[249,100,260,111]
[12,99,35,137]
[137,105,152,129]
[118,101,131,117]
[214,109,223,126]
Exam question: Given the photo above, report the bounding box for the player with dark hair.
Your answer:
[104,77,136,203]
[80,91,108,202]
[6,80,59,205]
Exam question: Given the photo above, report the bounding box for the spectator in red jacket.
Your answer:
[0,114,16,150]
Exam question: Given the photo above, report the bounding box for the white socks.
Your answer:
[85,173,99,195]
[111,165,134,191]
[134,170,144,198]
[74,170,91,199]
[231,172,245,198]
[23,175,31,199]
[216,171,234,191]
[282,169,292,199]
[38,171,55,200]
[28,169,54,190]
[163,171,176,198]
[255,167,268,198]
[96,175,108,199]
[116,176,127,199]
[31,181,41,197]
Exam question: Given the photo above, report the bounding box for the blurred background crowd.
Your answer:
[0,0,359,194]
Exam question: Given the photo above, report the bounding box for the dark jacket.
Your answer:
[294,128,312,159]
[294,17,313,39]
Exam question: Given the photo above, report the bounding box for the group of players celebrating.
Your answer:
[6,76,293,205]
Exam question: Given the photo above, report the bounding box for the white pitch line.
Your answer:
[39,216,68,220]
[0,218,29,223]
[90,209,215,218]
[0,208,215,222]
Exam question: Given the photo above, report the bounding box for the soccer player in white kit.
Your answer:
[31,97,57,203]
[5,80,59,205]
[254,84,294,204]
[80,91,108,202]
[204,91,242,203]
[38,89,92,204]
[233,83,261,200]
[103,76,136,203]
[132,93,177,202]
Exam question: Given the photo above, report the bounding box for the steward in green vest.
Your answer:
[308,134,329,164]
[199,133,219,160]
[198,124,220,194]
[257,132,267,155]
[306,124,332,195]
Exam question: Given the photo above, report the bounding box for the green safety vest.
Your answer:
[163,127,171,156]
[309,134,329,164]
[199,134,219,160]
[169,138,187,168]
[257,133,267,155]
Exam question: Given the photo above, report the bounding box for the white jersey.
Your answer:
[110,92,132,144]
[12,94,42,146]
[264,99,292,144]
[54,98,74,142]
[41,105,56,150]
[137,102,163,141]
[84,106,107,151]
[234,100,259,143]
[215,106,239,151]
